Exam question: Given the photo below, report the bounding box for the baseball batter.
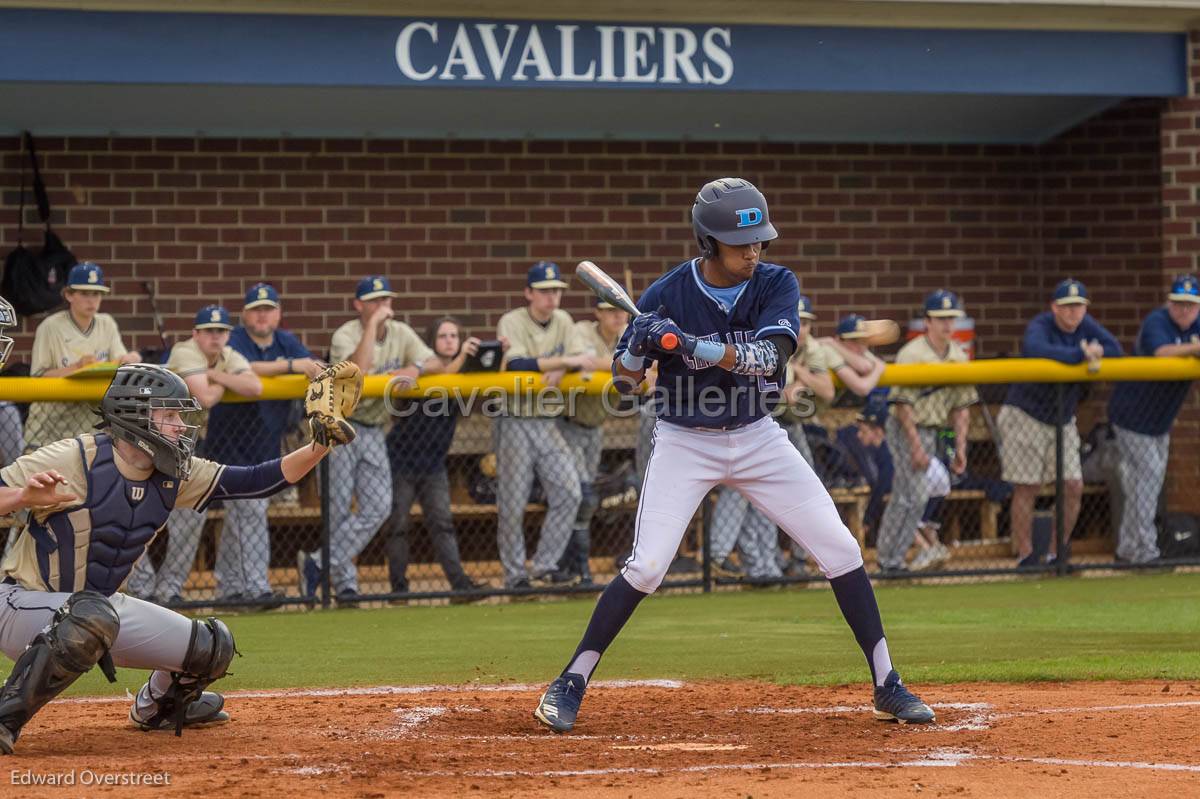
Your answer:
[0,362,360,753]
[534,178,935,733]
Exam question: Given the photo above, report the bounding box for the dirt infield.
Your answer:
[7,680,1199,797]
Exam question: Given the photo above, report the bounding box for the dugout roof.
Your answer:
[0,2,1191,144]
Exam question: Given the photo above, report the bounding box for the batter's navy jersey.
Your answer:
[616,258,800,429]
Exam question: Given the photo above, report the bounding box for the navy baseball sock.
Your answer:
[829,566,893,687]
[563,574,648,684]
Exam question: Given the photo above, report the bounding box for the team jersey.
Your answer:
[166,339,254,438]
[570,319,625,427]
[888,335,978,427]
[779,337,830,425]
[1108,306,1200,436]
[24,311,130,448]
[618,258,800,429]
[331,319,433,426]
[497,307,585,418]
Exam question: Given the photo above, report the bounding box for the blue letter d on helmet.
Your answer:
[735,208,763,228]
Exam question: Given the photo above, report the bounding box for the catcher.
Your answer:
[0,360,361,753]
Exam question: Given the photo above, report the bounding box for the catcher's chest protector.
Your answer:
[34,435,178,594]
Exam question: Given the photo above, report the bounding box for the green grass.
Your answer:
[29,572,1200,696]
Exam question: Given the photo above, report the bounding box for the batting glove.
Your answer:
[647,316,698,356]
[625,310,663,358]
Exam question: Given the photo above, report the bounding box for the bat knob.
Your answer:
[660,332,678,351]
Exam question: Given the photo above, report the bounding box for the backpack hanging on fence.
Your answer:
[1158,512,1200,559]
[1,131,76,317]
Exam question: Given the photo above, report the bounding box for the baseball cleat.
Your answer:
[873,670,935,724]
[130,691,230,731]
[533,673,586,733]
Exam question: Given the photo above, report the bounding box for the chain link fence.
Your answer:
[1,366,1197,610]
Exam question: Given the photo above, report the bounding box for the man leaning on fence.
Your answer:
[301,276,444,604]
[876,290,977,575]
[1107,275,1200,565]
[127,304,263,604]
[495,261,589,590]
[205,283,324,605]
[24,263,140,451]
[999,279,1122,567]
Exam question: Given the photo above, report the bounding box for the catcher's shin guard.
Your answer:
[136,617,237,737]
[0,591,120,754]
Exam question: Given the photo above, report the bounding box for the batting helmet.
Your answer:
[691,178,778,259]
[97,364,201,480]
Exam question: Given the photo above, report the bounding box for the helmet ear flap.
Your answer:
[698,235,717,259]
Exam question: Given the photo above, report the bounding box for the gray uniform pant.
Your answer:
[876,420,938,570]
[495,416,582,586]
[215,497,272,598]
[126,506,208,601]
[710,486,784,578]
[329,422,391,594]
[0,582,198,719]
[1113,425,1167,563]
[558,419,603,528]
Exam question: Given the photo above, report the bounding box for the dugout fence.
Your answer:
[0,357,1197,610]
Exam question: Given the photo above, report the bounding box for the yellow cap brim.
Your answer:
[68,284,110,294]
[358,290,399,300]
[529,280,569,289]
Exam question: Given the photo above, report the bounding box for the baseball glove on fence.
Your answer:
[305,360,364,447]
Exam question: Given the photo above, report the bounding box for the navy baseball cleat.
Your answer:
[873,671,935,724]
[533,673,586,733]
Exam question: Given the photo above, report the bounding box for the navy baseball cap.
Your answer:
[356,275,399,301]
[194,304,233,330]
[1168,274,1200,303]
[244,282,280,309]
[856,393,889,427]
[797,295,816,321]
[925,289,964,318]
[527,261,568,289]
[1053,278,1089,306]
[67,262,110,293]
[836,314,869,340]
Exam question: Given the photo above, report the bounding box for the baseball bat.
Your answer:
[575,261,678,351]
[142,280,170,353]
[860,319,901,348]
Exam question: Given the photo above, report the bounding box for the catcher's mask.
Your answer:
[97,364,201,479]
[0,296,15,371]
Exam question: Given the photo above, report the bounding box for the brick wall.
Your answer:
[0,99,1163,363]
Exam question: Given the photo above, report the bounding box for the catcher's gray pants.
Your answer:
[215,497,272,598]
[1113,425,1167,563]
[495,416,582,586]
[710,486,783,578]
[0,582,208,724]
[126,506,208,601]
[876,421,938,570]
[329,422,391,593]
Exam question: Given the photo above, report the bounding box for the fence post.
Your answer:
[701,489,713,593]
[1054,382,1067,576]
[319,454,332,609]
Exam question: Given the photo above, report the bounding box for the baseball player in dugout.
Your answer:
[1108,275,1200,564]
[24,262,141,451]
[126,305,263,605]
[205,283,325,605]
[495,261,590,590]
[555,296,630,585]
[0,358,363,753]
[300,276,447,604]
[876,291,978,575]
[999,279,1121,567]
[534,177,936,734]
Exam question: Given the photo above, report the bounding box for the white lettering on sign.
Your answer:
[395,21,734,85]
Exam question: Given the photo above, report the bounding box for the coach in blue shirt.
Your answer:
[998,278,1122,566]
[1107,276,1200,563]
[207,283,324,603]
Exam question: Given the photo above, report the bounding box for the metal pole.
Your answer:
[1054,383,1066,576]
[319,455,332,609]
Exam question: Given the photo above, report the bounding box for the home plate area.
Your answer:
[19,680,1200,797]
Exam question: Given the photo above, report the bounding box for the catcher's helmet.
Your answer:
[0,296,15,372]
[691,177,778,259]
[98,364,201,479]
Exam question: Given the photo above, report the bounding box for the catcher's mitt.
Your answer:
[305,360,364,447]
